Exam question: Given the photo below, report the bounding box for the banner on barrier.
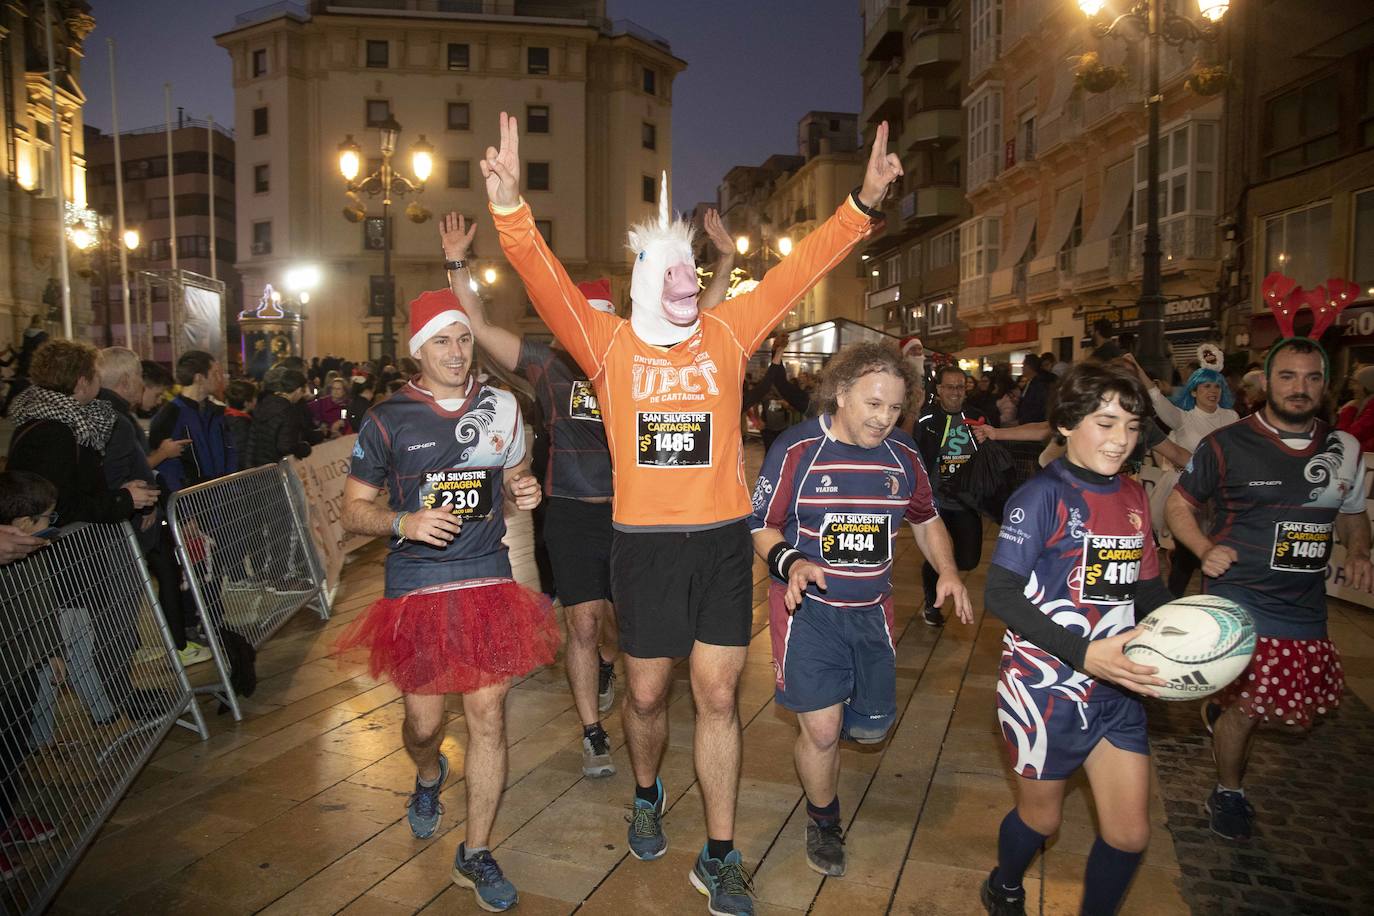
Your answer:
[288,435,370,586]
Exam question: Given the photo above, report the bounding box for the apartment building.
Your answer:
[215,0,683,360]
[857,0,968,354]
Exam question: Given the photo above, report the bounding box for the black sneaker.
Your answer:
[598,659,616,714]
[1206,787,1254,841]
[979,868,1026,916]
[1200,700,1222,735]
[805,821,845,877]
[582,725,615,778]
[923,606,945,627]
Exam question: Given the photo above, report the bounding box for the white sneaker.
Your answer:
[581,730,615,778]
[177,641,212,666]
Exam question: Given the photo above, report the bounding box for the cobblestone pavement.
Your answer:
[1150,672,1374,914]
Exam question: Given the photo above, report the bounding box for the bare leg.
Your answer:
[795,705,843,807]
[623,655,674,787]
[402,692,447,782]
[564,599,609,726]
[1212,704,1259,787]
[689,642,748,840]
[1013,773,1066,838]
[461,680,511,848]
[599,602,619,664]
[1082,742,1152,853]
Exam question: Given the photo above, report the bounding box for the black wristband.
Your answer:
[444,259,467,271]
[767,541,803,581]
[849,188,884,219]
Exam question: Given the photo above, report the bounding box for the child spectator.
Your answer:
[224,379,258,470]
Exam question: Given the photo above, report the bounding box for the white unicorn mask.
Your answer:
[626,172,700,347]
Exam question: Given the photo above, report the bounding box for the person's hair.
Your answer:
[141,359,173,389]
[936,364,966,386]
[30,339,98,395]
[263,367,307,395]
[397,357,420,376]
[351,378,376,399]
[323,370,341,387]
[1092,317,1113,338]
[1040,351,1056,362]
[96,346,142,393]
[817,343,917,414]
[0,470,57,526]
[276,355,306,371]
[226,378,258,409]
[174,350,215,387]
[1049,363,1152,444]
[1021,354,1041,375]
[328,377,348,397]
[1265,337,1326,380]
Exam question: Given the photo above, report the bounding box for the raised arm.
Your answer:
[698,209,736,310]
[439,212,521,373]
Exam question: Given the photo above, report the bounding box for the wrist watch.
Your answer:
[849,187,884,219]
[444,259,467,271]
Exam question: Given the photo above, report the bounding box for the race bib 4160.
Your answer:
[1270,521,1332,572]
[419,468,494,520]
[1079,533,1143,605]
[820,513,891,566]
[636,412,711,467]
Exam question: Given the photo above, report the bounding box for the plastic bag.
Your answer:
[942,438,1018,523]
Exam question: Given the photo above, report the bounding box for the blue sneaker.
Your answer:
[626,778,667,860]
[451,845,518,912]
[689,846,755,916]
[406,753,448,839]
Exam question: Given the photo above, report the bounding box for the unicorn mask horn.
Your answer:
[626,171,700,346]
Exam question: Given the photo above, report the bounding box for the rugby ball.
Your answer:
[1124,596,1256,701]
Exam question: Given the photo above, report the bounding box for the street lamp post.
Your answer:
[1079,0,1229,382]
[338,117,433,360]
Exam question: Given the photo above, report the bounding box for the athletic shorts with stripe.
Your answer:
[770,584,897,742]
[996,672,1148,780]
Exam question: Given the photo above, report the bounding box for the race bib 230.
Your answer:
[636,412,711,467]
[419,468,494,520]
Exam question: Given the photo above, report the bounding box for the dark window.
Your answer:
[642,67,656,94]
[528,46,549,75]
[447,43,469,71]
[830,118,840,131]
[149,198,169,219]
[642,175,655,203]
[252,221,272,255]
[252,107,268,136]
[254,164,269,193]
[447,159,470,189]
[642,122,656,150]
[366,99,391,127]
[366,40,389,68]
[149,238,169,261]
[526,161,550,191]
[526,105,549,133]
[363,216,391,251]
[447,102,470,131]
[1264,75,1339,178]
[251,49,267,77]
[535,219,553,247]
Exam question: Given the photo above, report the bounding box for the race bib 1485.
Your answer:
[636,412,711,467]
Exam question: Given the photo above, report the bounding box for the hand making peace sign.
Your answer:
[481,111,522,208]
[858,120,904,210]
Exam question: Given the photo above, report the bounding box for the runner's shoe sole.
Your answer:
[451,868,518,912]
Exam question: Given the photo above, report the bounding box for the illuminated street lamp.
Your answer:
[68,220,96,251]
[123,228,140,251]
[1078,0,1228,381]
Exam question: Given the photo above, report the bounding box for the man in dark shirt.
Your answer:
[1089,318,1124,363]
[438,212,619,782]
[1017,355,1052,425]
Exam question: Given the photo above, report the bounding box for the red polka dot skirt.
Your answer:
[1216,636,1343,728]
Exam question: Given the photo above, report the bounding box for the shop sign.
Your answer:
[1083,294,1215,336]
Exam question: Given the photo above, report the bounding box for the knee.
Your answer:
[626,681,667,719]
[464,699,506,743]
[1017,803,1061,838]
[1100,822,1150,854]
[800,723,841,755]
[692,680,739,719]
[566,607,601,647]
[404,710,444,747]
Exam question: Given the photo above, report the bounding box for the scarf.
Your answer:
[8,385,116,454]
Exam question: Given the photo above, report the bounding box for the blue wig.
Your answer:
[1169,368,1234,411]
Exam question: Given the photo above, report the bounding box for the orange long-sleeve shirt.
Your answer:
[492,197,876,530]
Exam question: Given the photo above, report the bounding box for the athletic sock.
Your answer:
[417,771,441,788]
[706,838,734,861]
[806,796,841,828]
[1215,783,1244,795]
[996,808,1048,890]
[1081,838,1143,915]
[460,843,489,863]
[635,779,661,805]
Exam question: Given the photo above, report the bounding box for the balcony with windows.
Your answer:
[1128,216,1219,274]
[862,71,904,125]
[989,263,1028,309]
[901,107,961,152]
[863,1,904,62]
[959,276,991,314]
[906,28,960,78]
[901,186,964,228]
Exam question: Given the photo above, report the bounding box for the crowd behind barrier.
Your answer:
[0,520,204,915]
[166,462,332,722]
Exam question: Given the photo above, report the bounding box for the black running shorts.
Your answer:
[610,520,754,659]
[543,497,613,606]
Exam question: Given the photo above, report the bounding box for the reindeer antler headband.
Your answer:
[1261,271,1360,377]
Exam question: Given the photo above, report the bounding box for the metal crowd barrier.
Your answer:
[0,521,206,915]
[167,463,331,721]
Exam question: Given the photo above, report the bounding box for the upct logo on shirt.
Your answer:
[630,353,720,404]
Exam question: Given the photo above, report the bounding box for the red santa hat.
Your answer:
[899,335,923,357]
[408,289,471,356]
[577,278,615,315]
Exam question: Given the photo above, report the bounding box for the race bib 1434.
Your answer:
[820,513,891,566]
[636,412,711,467]
[419,468,494,520]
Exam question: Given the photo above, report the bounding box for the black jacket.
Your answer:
[96,389,159,546]
[7,419,134,524]
[246,394,312,467]
[914,403,989,505]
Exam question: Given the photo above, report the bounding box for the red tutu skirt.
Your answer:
[1216,636,1343,728]
[335,577,561,695]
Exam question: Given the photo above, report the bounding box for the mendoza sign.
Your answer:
[287,435,373,587]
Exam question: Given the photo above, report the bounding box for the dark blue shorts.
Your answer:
[770,584,897,742]
[996,673,1148,780]
[384,550,512,599]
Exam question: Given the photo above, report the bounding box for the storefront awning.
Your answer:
[1031,181,1082,271]
[1076,159,1133,272]
[997,204,1038,273]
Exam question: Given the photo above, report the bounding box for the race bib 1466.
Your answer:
[419,468,494,520]
[1270,521,1332,572]
[636,412,711,467]
[820,513,891,566]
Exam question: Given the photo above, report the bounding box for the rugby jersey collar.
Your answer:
[1250,408,1322,455]
[403,375,479,418]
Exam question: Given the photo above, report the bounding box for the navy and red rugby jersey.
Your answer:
[516,338,612,499]
[749,415,937,607]
[992,459,1159,703]
[349,378,526,564]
